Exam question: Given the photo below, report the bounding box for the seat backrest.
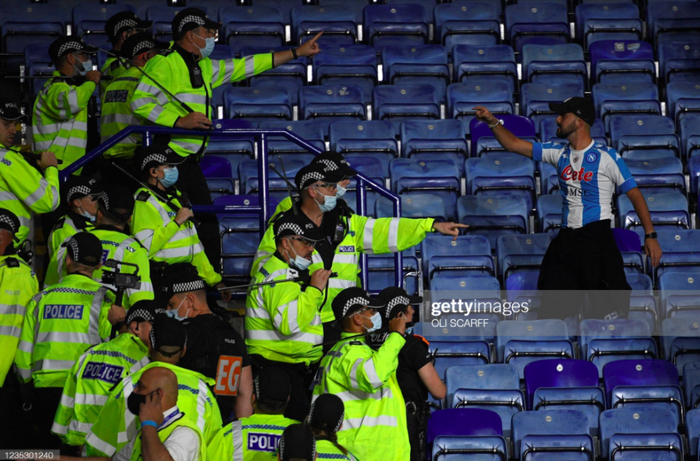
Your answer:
[432,435,507,461]
[470,115,535,154]
[382,44,447,69]
[575,3,640,38]
[313,44,376,67]
[219,5,284,25]
[291,4,355,29]
[420,234,491,273]
[300,84,365,106]
[445,364,519,405]
[524,359,599,404]
[1,3,70,25]
[647,1,700,36]
[427,408,502,445]
[200,155,232,178]
[496,233,552,263]
[433,2,499,32]
[329,120,397,152]
[603,359,679,395]
[612,228,642,252]
[589,39,653,78]
[520,83,585,115]
[609,115,676,148]
[259,120,326,143]
[505,3,568,31]
[592,82,660,111]
[599,408,678,458]
[429,274,501,294]
[512,410,589,454]
[656,229,700,254]
[400,120,466,155]
[373,83,439,107]
[72,4,135,30]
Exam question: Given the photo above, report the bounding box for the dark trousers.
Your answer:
[406,403,427,461]
[249,354,314,422]
[0,373,33,449]
[538,219,631,320]
[30,386,64,449]
[177,156,222,274]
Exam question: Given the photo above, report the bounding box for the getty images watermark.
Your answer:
[429,298,530,327]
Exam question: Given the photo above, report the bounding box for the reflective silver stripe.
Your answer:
[170,228,198,242]
[246,328,321,345]
[135,229,154,252]
[17,367,32,379]
[155,246,196,259]
[0,191,19,202]
[363,359,383,388]
[131,356,150,374]
[343,415,397,430]
[244,55,256,79]
[329,279,355,290]
[175,93,207,105]
[84,432,116,457]
[254,250,272,272]
[64,89,80,114]
[75,393,108,406]
[387,218,400,252]
[68,419,92,435]
[35,359,78,371]
[221,60,235,83]
[131,97,155,111]
[196,379,208,434]
[363,218,377,254]
[66,136,88,149]
[0,325,21,339]
[33,140,55,151]
[283,300,300,333]
[59,391,75,409]
[0,303,26,317]
[18,340,33,353]
[332,254,357,264]
[89,287,108,342]
[171,138,203,153]
[231,420,244,461]
[36,121,89,134]
[36,331,92,344]
[146,195,171,224]
[246,306,271,320]
[149,104,164,122]
[24,178,50,207]
[349,358,363,389]
[334,387,393,402]
[311,252,323,265]
[52,421,69,435]
[137,83,169,106]
[262,268,289,282]
[102,113,138,125]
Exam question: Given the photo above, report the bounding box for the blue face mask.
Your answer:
[74,57,93,77]
[336,185,347,198]
[314,191,337,213]
[166,297,189,322]
[195,34,216,59]
[286,245,312,271]
[362,312,382,334]
[159,167,179,188]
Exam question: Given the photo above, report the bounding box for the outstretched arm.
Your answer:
[473,106,533,158]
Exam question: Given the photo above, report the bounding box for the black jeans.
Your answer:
[249,354,315,422]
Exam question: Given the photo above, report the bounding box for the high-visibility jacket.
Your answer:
[316,440,360,461]
[312,332,409,461]
[245,254,324,366]
[47,211,94,258]
[252,212,435,322]
[52,333,149,446]
[84,361,222,457]
[15,273,114,388]
[0,255,38,387]
[207,414,299,461]
[32,72,95,170]
[125,407,206,461]
[99,55,128,100]
[0,147,60,246]
[131,186,221,287]
[100,66,143,159]
[131,46,272,158]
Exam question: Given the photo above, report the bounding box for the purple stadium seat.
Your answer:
[427,408,502,447]
[469,115,536,158]
[612,228,642,253]
[524,359,599,407]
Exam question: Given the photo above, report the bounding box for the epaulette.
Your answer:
[136,190,151,202]
[413,333,429,348]
[5,258,19,268]
[349,340,364,346]
[54,216,66,229]
[109,60,121,72]
[160,48,175,56]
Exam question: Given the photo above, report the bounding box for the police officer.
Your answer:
[101,33,167,164]
[246,213,330,422]
[15,232,116,449]
[32,36,101,171]
[52,300,155,447]
[0,98,60,248]
[308,394,359,460]
[370,288,446,461]
[100,11,152,98]
[0,209,39,449]
[47,176,100,259]
[131,7,323,275]
[279,424,317,461]
[162,267,253,421]
[313,287,410,461]
[207,367,299,461]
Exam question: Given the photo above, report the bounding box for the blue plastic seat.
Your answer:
[466,156,535,211]
[23,43,52,96]
[653,230,700,283]
[453,45,517,96]
[624,158,685,194]
[647,1,700,47]
[661,316,700,375]
[667,82,700,126]
[382,45,449,104]
[659,272,700,320]
[291,5,357,47]
[239,45,307,106]
[254,0,301,26]
[592,82,661,132]
[496,234,552,287]
[363,4,429,49]
[686,408,700,458]
[420,234,493,281]
[433,3,500,50]
[375,194,448,221]
[658,40,700,85]
[201,156,234,200]
[220,6,285,55]
[329,120,397,178]
[258,121,325,165]
[446,364,524,437]
[428,336,492,384]
[521,44,587,88]
[589,40,655,85]
[496,320,573,378]
[575,2,642,49]
[536,194,561,234]
[373,84,440,132]
[341,156,386,216]
[609,114,679,160]
[457,196,529,249]
[505,3,570,55]
[431,434,507,461]
[471,115,537,158]
[72,4,136,47]
[300,85,367,135]
[390,158,460,220]
[146,6,203,43]
[367,249,420,296]
[427,409,504,460]
[521,83,585,133]
[616,190,690,241]
[681,117,700,161]
[683,362,700,410]
[599,408,683,461]
[512,410,594,461]
[209,45,237,110]
[239,158,306,203]
[539,117,607,147]
[223,87,292,124]
[317,0,368,25]
[447,80,513,134]
[313,45,377,102]
[401,120,468,175]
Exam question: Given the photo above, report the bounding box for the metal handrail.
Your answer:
[59,122,404,288]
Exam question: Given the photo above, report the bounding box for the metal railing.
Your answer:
[60,120,404,289]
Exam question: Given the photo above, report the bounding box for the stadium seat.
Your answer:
[471,115,537,158]
[453,45,518,95]
[146,6,201,43]
[505,3,570,55]
[259,120,325,165]
[680,116,700,162]
[433,2,500,49]
[73,4,136,47]
[465,156,535,211]
[659,272,700,320]
[220,6,285,55]
[446,364,524,437]
[400,120,468,175]
[23,43,52,97]
[375,193,449,221]
[430,273,500,294]
[599,408,682,461]
[382,45,449,104]
[589,40,655,85]
[313,45,377,102]
[624,158,685,193]
[431,434,507,461]
[457,196,529,250]
[512,410,594,461]
[240,46,307,106]
[389,158,460,220]
[647,1,700,47]
[317,0,368,25]
[496,320,574,378]
[420,234,494,281]
[291,5,357,47]
[521,44,587,88]
[579,319,656,378]
[496,234,552,287]
[686,408,700,458]
[363,4,429,49]
[666,82,700,126]
[340,155,385,214]
[616,190,690,241]
[539,117,607,146]
[536,194,561,234]
[609,114,679,160]
[658,40,700,85]
[652,230,700,283]
[447,80,513,134]
[427,335,492,384]
[592,83,661,132]
[661,316,700,375]
[520,83,585,133]
[373,84,440,132]
[239,158,306,202]
[329,120,397,177]
[300,85,367,134]
[201,156,234,200]
[223,87,292,124]
[209,45,237,110]
[427,409,504,460]
[575,2,642,49]
[254,0,301,26]
[367,249,421,295]
[683,362,700,409]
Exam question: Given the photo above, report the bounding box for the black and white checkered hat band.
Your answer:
[253,375,261,398]
[178,15,205,32]
[276,222,303,237]
[0,214,17,233]
[301,172,325,188]
[99,191,110,210]
[132,40,156,56]
[172,279,207,294]
[126,308,154,324]
[309,402,344,433]
[317,159,338,171]
[386,296,410,318]
[141,153,168,170]
[68,238,80,261]
[344,296,371,317]
[57,41,84,57]
[67,185,92,202]
[113,18,138,36]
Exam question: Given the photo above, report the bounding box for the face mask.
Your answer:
[127,389,158,416]
[405,326,413,335]
[159,167,179,188]
[336,185,347,198]
[286,244,312,271]
[78,203,96,223]
[314,192,337,213]
[75,58,92,77]
[165,297,190,321]
[194,34,216,59]
[362,312,382,334]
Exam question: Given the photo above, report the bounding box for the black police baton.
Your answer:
[218,272,338,293]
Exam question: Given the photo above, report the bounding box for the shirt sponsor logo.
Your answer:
[82,362,124,384]
[44,304,84,320]
[248,433,281,452]
[339,245,355,253]
[560,166,594,182]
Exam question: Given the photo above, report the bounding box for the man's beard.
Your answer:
[556,120,577,139]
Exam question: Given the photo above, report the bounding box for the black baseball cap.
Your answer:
[172,8,221,35]
[48,36,98,65]
[150,314,187,353]
[376,287,422,320]
[63,176,101,204]
[295,163,344,191]
[0,99,26,122]
[279,424,316,461]
[312,151,357,179]
[0,208,20,235]
[134,144,185,172]
[106,11,152,43]
[126,300,160,325]
[254,367,291,404]
[98,185,135,218]
[273,213,323,242]
[332,287,385,321]
[120,32,168,60]
[549,97,596,126]
[309,394,344,434]
[65,232,103,266]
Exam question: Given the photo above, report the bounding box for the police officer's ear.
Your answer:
[149,166,160,179]
[250,392,257,407]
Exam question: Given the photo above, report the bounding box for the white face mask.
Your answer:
[357,311,382,333]
[166,296,190,321]
[336,185,347,198]
[77,202,96,223]
[285,242,312,271]
[74,56,93,76]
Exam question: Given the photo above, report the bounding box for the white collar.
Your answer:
[570,140,595,156]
